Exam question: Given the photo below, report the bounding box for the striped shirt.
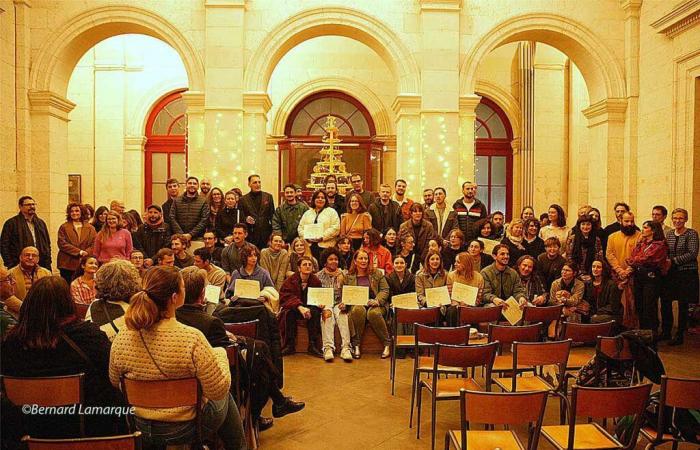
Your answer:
[70,277,97,305]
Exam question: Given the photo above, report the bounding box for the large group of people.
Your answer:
[1,172,698,447]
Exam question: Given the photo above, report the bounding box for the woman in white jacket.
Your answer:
[298,189,340,261]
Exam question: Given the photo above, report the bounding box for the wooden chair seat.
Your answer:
[423,377,481,398]
[396,336,428,347]
[639,426,675,443]
[541,423,622,449]
[492,355,531,372]
[418,356,462,372]
[567,348,595,370]
[469,336,488,345]
[493,375,553,392]
[448,429,524,450]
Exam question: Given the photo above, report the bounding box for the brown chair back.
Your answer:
[662,375,700,410]
[488,322,541,352]
[514,339,572,368]
[597,335,633,361]
[458,305,502,327]
[394,307,440,326]
[120,377,200,409]
[523,304,563,323]
[2,374,84,407]
[415,324,470,346]
[22,432,142,450]
[224,319,259,339]
[573,383,652,420]
[561,321,614,345]
[74,303,89,320]
[435,342,498,372]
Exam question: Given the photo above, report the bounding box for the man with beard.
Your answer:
[480,244,528,308]
[221,223,251,282]
[452,181,488,242]
[325,179,345,217]
[605,211,642,329]
[425,187,458,244]
[349,173,375,209]
[368,184,402,238]
[272,184,308,244]
[169,176,210,249]
[161,178,180,225]
[490,211,505,240]
[1,196,52,270]
[602,202,631,253]
[392,179,414,221]
[239,174,275,250]
[423,188,434,209]
[134,204,171,267]
[199,178,212,197]
[202,231,223,267]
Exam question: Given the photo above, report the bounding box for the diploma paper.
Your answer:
[392,292,419,309]
[306,287,334,307]
[205,285,221,304]
[342,285,369,306]
[425,286,451,307]
[233,279,261,299]
[479,238,501,256]
[501,296,524,325]
[451,282,478,306]
[303,223,324,240]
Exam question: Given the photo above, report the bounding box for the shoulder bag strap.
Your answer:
[138,330,169,378]
[59,330,97,371]
[100,301,119,334]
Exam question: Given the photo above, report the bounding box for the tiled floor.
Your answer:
[260,335,700,449]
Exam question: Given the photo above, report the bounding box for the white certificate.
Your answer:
[303,223,324,240]
[233,279,261,299]
[502,296,524,325]
[205,285,221,304]
[342,285,369,306]
[306,287,334,307]
[451,282,478,306]
[392,292,419,309]
[479,238,501,256]
[425,286,451,307]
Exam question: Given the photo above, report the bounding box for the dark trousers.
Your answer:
[237,338,285,420]
[660,269,699,336]
[284,306,321,350]
[633,272,661,333]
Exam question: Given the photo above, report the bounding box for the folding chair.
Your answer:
[522,304,563,338]
[541,383,653,450]
[641,375,700,449]
[560,321,615,371]
[409,324,471,428]
[224,319,259,339]
[22,432,142,450]
[458,305,503,340]
[120,377,205,449]
[444,389,548,450]
[1,373,86,437]
[416,342,498,450]
[390,306,441,395]
[597,335,638,386]
[487,322,542,374]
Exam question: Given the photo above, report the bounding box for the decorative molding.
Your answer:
[123,136,147,151]
[458,94,481,114]
[181,91,205,115]
[533,63,567,71]
[620,0,643,18]
[12,0,31,8]
[204,0,245,8]
[392,94,421,117]
[94,64,143,72]
[582,98,628,126]
[651,0,700,38]
[28,90,76,121]
[242,92,272,114]
[510,137,522,155]
[419,0,461,12]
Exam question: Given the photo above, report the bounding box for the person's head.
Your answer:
[427,239,441,253]
[291,237,310,257]
[621,211,636,235]
[591,258,608,280]
[193,247,212,269]
[208,187,223,207]
[524,218,540,238]
[155,248,175,266]
[298,256,314,275]
[283,184,297,204]
[19,246,39,271]
[379,184,392,202]
[95,259,141,302]
[65,202,84,222]
[337,236,352,254]
[146,205,163,224]
[128,209,143,227]
[539,213,550,227]
[393,254,407,273]
[461,181,477,200]
[409,202,424,223]
[506,219,524,239]
[350,173,364,192]
[424,250,444,275]
[651,205,668,224]
[491,211,505,229]
[84,204,95,221]
[516,255,536,278]
[5,276,77,349]
[548,204,566,227]
[614,202,631,223]
[589,208,601,226]
[171,234,189,254]
[574,216,593,236]
[129,251,144,269]
[125,266,184,330]
[577,205,592,219]
[423,188,434,205]
[269,232,284,251]
[493,244,510,266]
[324,174,337,185]
[400,233,415,252]
[641,220,665,241]
[394,179,407,196]
[320,247,340,271]
[240,244,260,269]
[200,178,211,195]
[311,189,328,211]
[203,231,217,249]
[346,192,366,213]
[104,211,121,230]
[448,229,465,249]
[520,206,535,221]
[224,190,238,208]
[166,178,180,198]
[93,206,109,224]
[671,208,688,230]
[561,262,578,282]
[454,251,475,277]
[384,228,397,245]
[185,176,199,196]
[180,266,208,305]
[232,223,249,245]
[544,237,561,257]
[295,186,304,201]
[325,181,338,197]
[433,187,446,205]
[363,228,382,249]
[0,266,17,300]
[349,249,370,274]
[110,200,125,214]
[476,218,493,237]
[467,239,484,256]
[123,211,139,232]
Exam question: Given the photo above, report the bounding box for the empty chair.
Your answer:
[641,375,700,449]
[22,432,142,450]
[390,306,440,395]
[487,322,542,374]
[458,305,502,336]
[445,389,549,450]
[560,321,615,371]
[597,335,637,386]
[522,304,563,338]
[224,319,259,339]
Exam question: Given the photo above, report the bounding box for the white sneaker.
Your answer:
[381,345,391,359]
[353,345,361,359]
[323,348,334,361]
[340,348,353,361]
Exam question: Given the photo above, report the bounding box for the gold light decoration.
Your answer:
[306,115,352,192]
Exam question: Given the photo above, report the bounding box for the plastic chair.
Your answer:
[1,373,85,436]
[487,322,542,374]
[416,342,498,450]
[390,306,441,395]
[22,432,142,449]
[541,383,653,450]
[641,375,700,449]
[224,319,259,339]
[409,324,471,429]
[444,389,549,450]
[560,321,615,371]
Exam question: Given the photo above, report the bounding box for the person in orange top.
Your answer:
[340,192,372,251]
[361,228,394,275]
[605,211,642,329]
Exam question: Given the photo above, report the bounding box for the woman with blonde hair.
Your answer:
[289,236,319,273]
[501,218,527,267]
[93,210,133,264]
[446,251,484,325]
[109,266,245,449]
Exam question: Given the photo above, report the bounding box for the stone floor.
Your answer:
[260,333,700,450]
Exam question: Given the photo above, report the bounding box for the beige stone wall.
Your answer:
[0,0,17,225]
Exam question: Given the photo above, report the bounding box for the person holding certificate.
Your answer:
[415,251,450,316]
[387,254,417,358]
[346,249,391,359]
[297,190,340,261]
[445,252,484,326]
[225,244,279,311]
[480,244,528,309]
[316,247,353,362]
[339,192,372,251]
[278,256,323,357]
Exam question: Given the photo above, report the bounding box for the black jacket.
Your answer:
[169,194,209,238]
[523,236,546,258]
[368,199,403,237]
[451,198,488,242]
[239,191,275,250]
[176,304,230,347]
[134,222,171,259]
[328,194,346,217]
[1,214,52,270]
[386,271,416,298]
[215,206,243,242]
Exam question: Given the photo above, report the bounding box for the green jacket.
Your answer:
[345,271,390,307]
[272,202,309,243]
[480,263,527,304]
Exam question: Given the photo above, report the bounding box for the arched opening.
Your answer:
[144,90,188,206]
[278,90,383,194]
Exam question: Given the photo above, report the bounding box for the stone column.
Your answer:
[243,92,273,189]
[182,91,205,171]
[392,95,422,199]
[458,94,481,186]
[123,136,146,211]
[519,42,536,209]
[510,137,522,214]
[621,0,642,210]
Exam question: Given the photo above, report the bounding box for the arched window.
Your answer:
[144,90,188,206]
[475,97,513,219]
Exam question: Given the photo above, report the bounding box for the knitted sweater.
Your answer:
[109,318,230,422]
[260,248,292,291]
[665,228,699,272]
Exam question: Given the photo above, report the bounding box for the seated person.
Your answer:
[86,259,141,340]
[225,244,279,312]
[480,244,528,308]
[549,262,586,322]
[70,255,98,305]
[193,247,227,301]
[361,228,394,274]
[154,247,175,266]
[315,248,352,362]
[585,259,623,326]
[446,251,484,326]
[278,256,323,358]
[347,249,391,359]
[466,239,494,271]
[8,246,52,301]
[536,237,566,291]
[515,255,547,306]
[171,233,194,269]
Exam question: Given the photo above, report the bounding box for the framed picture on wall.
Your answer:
[68,174,81,204]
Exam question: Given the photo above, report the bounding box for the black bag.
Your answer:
[620,330,665,384]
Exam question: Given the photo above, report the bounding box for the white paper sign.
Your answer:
[451,282,478,306]
[392,292,419,309]
[303,223,324,240]
[425,286,451,307]
[306,287,334,307]
[502,296,524,325]
[233,279,261,299]
[479,238,501,256]
[342,285,370,306]
[205,285,221,304]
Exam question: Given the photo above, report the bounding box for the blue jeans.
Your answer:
[134,392,246,450]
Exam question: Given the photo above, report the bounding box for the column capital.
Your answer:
[419,0,461,12]
[458,94,482,115]
[620,0,643,18]
[510,137,522,154]
[392,94,421,118]
[243,92,272,115]
[205,0,245,8]
[124,136,147,151]
[181,91,205,115]
[13,0,31,8]
[28,90,76,121]
[582,98,628,126]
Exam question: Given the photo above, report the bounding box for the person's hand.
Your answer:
[246,216,255,225]
[533,295,546,306]
[298,305,311,319]
[224,235,234,245]
[79,250,87,257]
[338,302,346,312]
[225,331,238,343]
[368,299,379,307]
[144,258,154,268]
[227,295,239,305]
[518,298,527,310]
[317,303,326,310]
[493,297,505,307]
